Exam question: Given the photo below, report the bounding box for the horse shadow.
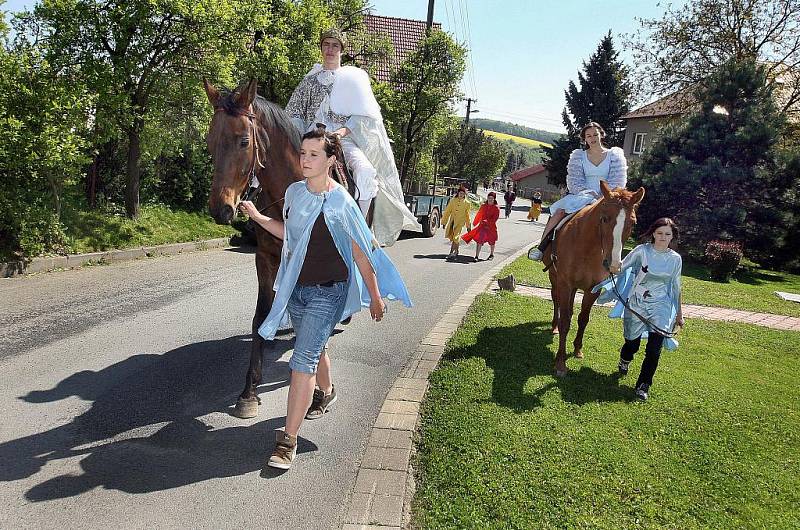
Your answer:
[0,334,303,500]
[445,320,630,412]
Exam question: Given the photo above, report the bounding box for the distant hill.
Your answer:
[483,130,552,149]
[469,118,562,145]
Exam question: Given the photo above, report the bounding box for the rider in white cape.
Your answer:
[286,28,419,246]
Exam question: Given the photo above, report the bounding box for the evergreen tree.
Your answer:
[634,59,800,267]
[544,32,631,187]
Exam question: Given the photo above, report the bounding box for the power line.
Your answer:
[479,106,565,125]
[461,0,478,99]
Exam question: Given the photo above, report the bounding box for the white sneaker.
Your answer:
[528,247,543,261]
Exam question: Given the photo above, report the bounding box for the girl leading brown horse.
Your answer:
[543,180,645,377]
[204,79,303,418]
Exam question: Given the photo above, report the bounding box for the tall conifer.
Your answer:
[544,33,631,187]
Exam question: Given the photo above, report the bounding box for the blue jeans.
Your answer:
[286,281,348,374]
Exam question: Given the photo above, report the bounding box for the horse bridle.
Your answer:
[214,106,284,214]
[598,202,679,338]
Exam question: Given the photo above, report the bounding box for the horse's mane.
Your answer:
[218,89,301,152]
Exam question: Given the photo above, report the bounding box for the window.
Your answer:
[632,133,647,155]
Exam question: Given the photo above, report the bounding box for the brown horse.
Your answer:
[204,78,303,418]
[544,180,645,376]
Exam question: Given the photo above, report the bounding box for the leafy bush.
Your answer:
[705,239,743,282]
[0,44,92,261]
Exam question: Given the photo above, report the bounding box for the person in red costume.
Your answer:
[462,191,500,262]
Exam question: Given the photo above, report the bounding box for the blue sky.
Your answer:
[371,0,683,132]
[3,0,682,132]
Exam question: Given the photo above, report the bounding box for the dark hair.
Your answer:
[580,121,606,149]
[301,125,358,197]
[301,124,341,158]
[640,217,680,248]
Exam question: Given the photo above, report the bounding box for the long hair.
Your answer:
[639,217,680,248]
[301,125,358,199]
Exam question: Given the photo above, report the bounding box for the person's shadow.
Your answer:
[445,320,630,411]
[0,334,305,501]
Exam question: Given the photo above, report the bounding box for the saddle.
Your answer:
[542,209,582,272]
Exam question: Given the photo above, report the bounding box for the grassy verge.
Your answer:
[413,293,800,529]
[59,202,236,255]
[498,254,800,317]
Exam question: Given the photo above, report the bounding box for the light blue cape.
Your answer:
[592,270,680,351]
[258,181,412,340]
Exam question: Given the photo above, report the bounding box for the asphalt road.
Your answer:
[0,198,545,530]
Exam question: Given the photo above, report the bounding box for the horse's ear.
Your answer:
[234,79,258,109]
[600,179,612,200]
[203,78,220,108]
[632,186,645,205]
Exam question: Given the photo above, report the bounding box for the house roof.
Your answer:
[361,14,441,84]
[622,89,696,120]
[510,164,547,182]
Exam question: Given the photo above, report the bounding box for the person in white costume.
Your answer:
[285,28,419,246]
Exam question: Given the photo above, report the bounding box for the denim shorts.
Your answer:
[286,280,348,374]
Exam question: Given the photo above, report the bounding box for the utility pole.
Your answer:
[426,0,435,31]
[464,98,477,126]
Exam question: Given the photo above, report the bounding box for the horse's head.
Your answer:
[203,78,267,225]
[597,180,645,274]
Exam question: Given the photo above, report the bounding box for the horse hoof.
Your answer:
[232,398,259,419]
[551,328,559,335]
[574,350,584,359]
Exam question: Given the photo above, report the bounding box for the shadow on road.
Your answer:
[413,254,479,264]
[1,334,301,500]
[445,321,629,412]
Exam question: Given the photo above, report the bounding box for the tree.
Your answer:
[0,37,93,260]
[437,125,509,191]
[543,32,631,187]
[388,30,466,183]
[626,0,800,119]
[633,59,800,267]
[19,0,244,218]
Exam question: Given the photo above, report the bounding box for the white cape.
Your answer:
[302,64,421,246]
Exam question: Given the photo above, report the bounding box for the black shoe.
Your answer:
[618,358,630,375]
[487,254,494,260]
[635,383,650,401]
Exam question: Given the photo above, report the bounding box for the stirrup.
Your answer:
[528,247,543,261]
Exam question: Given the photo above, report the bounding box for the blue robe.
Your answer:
[258,180,413,340]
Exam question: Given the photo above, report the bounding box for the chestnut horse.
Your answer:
[543,180,645,376]
[204,79,303,418]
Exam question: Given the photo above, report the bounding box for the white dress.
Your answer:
[549,150,611,214]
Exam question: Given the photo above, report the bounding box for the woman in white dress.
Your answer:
[529,122,628,260]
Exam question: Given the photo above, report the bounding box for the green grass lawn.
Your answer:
[413,293,800,529]
[498,254,800,317]
[59,202,236,255]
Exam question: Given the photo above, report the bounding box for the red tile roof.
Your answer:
[511,164,547,182]
[361,14,441,84]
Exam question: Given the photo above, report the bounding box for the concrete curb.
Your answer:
[0,237,233,278]
[341,242,532,530]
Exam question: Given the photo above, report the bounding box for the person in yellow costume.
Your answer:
[441,186,472,261]
[527,190,543,221]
